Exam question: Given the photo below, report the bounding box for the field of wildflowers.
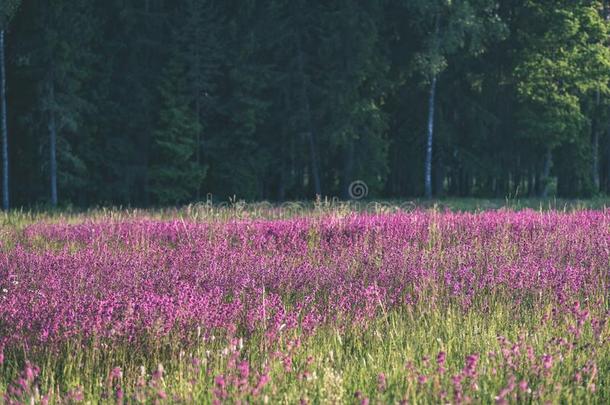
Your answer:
[0,205,609,403]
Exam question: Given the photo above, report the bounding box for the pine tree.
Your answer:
[18,0,96,206]
[149,59,205,205]
[173,0,223,200]
[267,0,324,198]
[3,0,610,205]
[204,0,273,200]
[100,0,170,206]
[316,0,391,198]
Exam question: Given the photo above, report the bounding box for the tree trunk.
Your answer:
[606,120,610,193]
[540,147,552,198]
[592,127,600,192]
[434,147,444,196]
[424,14,440,200]
[48,83,58,207]
[591,88,600,192]
[277,167,286,201]
[514,155,522,197]
[195,97,202,200]
[0,29,8,210]
[343,140,355,199]
[534,170,541,197]
[296,35,321,197]
[305,126,322,197]
[424,75,437,199]
[604,0,610,193]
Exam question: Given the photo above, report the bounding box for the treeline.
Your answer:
[1,0,610,207]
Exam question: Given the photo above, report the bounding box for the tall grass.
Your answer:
[1,204,609,403]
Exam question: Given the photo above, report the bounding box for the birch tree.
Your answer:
[407,0,505,198]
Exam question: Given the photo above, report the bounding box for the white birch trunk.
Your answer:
[48,83,58,207]
[424,75,437,199]
[0,29,9,210]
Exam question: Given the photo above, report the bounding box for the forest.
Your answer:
[1,0,610,207]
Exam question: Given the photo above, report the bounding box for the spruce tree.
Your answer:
[149,59,205,205]
[17,0,96,206]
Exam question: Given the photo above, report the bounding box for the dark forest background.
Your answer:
[2,0,610,208]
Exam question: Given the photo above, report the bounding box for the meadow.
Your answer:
[0,200,609,404]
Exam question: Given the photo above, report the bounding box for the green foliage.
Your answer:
[11,0,96,205]
[149,60,206,205]
[511,1,610,195]
[407,0,507,79]
[3,0,610,206]
[0,0,20,28]
[516,1,610,146]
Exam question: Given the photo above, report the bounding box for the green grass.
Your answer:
[2,196,609,228]
[1,201,609,403]
[2,300,608,403]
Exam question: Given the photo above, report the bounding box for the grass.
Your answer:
[3,301,608,403]
[1,200,609,403]
[2,196,610,226]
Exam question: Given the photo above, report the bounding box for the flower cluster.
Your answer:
[1,210,608,349]
[0,209,608,402]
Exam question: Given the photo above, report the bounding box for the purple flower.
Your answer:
[377,372,387,391]
[437,351,446,366]
[542,354,553,370]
